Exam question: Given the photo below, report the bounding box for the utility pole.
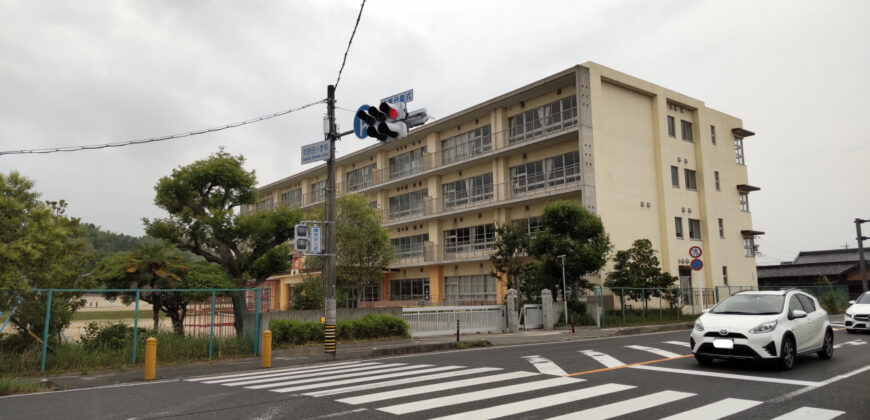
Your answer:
[324,85,338,358]
[857,218,868,293]
[559,254,568,325]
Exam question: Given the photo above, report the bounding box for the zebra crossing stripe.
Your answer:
[378,376,580,415]
[267,365,465,393]
[214,363,408,386]
[546,390,695,420]
[428,383,635,420]
[522,355,568,376]
[658,398,762,420]
[625,345,683,359]
[579,349,625,368]
[770,407,845,420]
[338,371,543,405]
[303,367,502,397]
[244,364,432,389]
[186,361,366,382]
[663,341,691,348]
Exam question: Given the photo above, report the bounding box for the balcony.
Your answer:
[390,243,494,268]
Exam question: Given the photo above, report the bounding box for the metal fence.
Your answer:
[402,305,505,337]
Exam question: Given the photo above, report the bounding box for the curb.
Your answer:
[613,322,693,336]
[366,339,492,357]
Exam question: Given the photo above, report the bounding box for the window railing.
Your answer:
[391,243,494,266]
[508,99,578,144]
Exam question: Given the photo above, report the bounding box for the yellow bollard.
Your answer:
[262,330,272,369]
[144,337,157,380]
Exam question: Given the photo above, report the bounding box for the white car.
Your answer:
[690,289,834,370]
[844,292,870,333]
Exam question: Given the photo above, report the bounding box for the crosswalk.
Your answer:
[186,355,845,419]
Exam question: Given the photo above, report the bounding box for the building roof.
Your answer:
[757,262,856,279]
[792,249,866,264]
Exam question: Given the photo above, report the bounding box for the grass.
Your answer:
[600,308,699,328]
[71,310,168,321]
[0,378,49,396]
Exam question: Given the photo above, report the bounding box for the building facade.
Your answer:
[758,249,868,298]
[246,62,761,307]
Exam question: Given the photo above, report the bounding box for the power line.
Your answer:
[334,0,366,91]
[0,100,326,156]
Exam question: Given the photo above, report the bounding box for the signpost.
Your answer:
[381,89,414,105]
[310,226,322,254]
[689,246,704,310]
[301,140,330,164]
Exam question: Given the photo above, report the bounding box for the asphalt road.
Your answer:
[2,329,867,419]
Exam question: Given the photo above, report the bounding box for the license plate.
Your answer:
[713,338,734,349]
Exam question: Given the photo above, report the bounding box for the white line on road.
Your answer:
[833,339,865,349]
[629,365,820,387]
[303,367,502,397]
[243,364,429,389]
[185,361,365,382]
[522,355,568,376]
[266,365,464,393]
[663,340,690,348]
[545,390,696,420]
[658,398,762,420]
[0,379,180,399]
[625,345,683,358]
[579,349,625,368]
[770,407,845,420]
[198,362,382,384]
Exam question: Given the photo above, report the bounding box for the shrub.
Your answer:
[79,322,146,351]
[271,314,409,345]
[269,320,324,345]
[819,290,849,314]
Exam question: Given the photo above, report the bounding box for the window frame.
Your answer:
[734,136,745,165]
[688,218,702,240]
[681,120,694,142]
[670,166,680,188]
[739,192,750,212]
[675,217,684,239]
[684,169,697,190]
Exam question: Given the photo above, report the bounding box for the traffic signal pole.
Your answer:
[857,218,868,293]
[324,85,338,358]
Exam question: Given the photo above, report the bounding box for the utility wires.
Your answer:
[334,0,366,91]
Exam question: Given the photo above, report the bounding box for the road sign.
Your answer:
[690,258,704,271]
[292,257,302,270]
[310,226,322,254]
[301,140,330,164]
[353,105,370,139]
[689,246,703,258]
[381,89,414,105]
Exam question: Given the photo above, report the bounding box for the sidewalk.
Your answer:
[41,322,692,391]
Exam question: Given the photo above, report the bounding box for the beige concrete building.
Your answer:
[245,62,761,307]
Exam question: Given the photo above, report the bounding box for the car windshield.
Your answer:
[857,294,870,304]
[710,294,784,315]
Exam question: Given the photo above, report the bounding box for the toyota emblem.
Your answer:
[719,329,728,336]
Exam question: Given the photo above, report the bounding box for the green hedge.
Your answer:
[269,314,409,346]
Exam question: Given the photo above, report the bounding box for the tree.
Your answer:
[143,150,302,334]
[93,243,234,334]
[292,275,324,310]
[0,172,92,342]
[526,201,612,295]
[605,239,679,310]
[489,220,531,301]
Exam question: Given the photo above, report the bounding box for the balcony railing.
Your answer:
[391,243,493,266]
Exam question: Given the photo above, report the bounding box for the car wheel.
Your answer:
[817,329,834,360]
[694,353,713,366]
[779,336,796,370]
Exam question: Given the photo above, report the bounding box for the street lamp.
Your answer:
[856,218,869,293]
[559,255,568,325]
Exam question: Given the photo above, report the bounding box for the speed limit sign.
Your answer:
[689,246,702,258]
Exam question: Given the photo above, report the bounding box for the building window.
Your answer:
[718,218,724,238]
[722,266,728,286]
[444,275,497,304]
[739,192,750,212]
[710,125,717,145]
[510,151,580,196]
[681,120,694,142]
[444,224,495,256]
[346,163,375,192]
[513,216,543,235]
[670,166,680,188]
[389,147,426,179]
[744,237,756,257]
[280,189,302,208]
[689,218,701,240]
[391,234,429,260]
[734,136,745,165]
[257,197,274,211]
[443,173,494,209]
[675,217,684,239]
[442,126,491,165]
[309,180,326,204]
[389,189,427,220]
[667,116,675,137]
[684,169,697,190]
[714,171,720,191]
[390,278,429,301]
[508,96,577,144]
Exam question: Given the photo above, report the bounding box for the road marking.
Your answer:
[377,376,580,415]
[428,383,635,420]
[630,365,820,387]
[243,364,430,389]
[522,355,568,376]
[186,361,366,382]
[579,349,625,368]
[304,367,502,397]
[658,398,762,419]
[625,345,682,358]
[268,365,465,393]
[567,354,692,377]
[770,407,845,419]
[546,390,695,420]
[0,379,180,399]
[337,371,543,405]
[770,363,870,403]
[308,408,368,419]
[663,340,690,348]
[201,362,388,385]
[833,338,865,349]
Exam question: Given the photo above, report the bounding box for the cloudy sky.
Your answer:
[1,1,868,265]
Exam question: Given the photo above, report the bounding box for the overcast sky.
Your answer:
[1,1,868,265]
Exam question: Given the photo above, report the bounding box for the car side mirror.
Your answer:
[701,308,710,314]
[849,300,855,305]
[790,309,807,319]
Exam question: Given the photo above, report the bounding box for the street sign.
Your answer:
[292,257,302,270]
[301,140,330,164]
[689,246,703,258]
[690,258,704,271]
[381,89,414,105]
[310,225,322,254]
[353,105,371,139]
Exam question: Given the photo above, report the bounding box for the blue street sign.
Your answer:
[690,258,704,271]
[381,89,414,105]
[353,104,370,139]
[310,226,322,254]
[301,140,330,164]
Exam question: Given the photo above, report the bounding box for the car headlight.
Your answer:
[749,320,778,334]
[694,320,704,331]
[845,312,853,318]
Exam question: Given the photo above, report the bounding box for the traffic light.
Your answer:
[356,102,409,141]
[294,224,309,252]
